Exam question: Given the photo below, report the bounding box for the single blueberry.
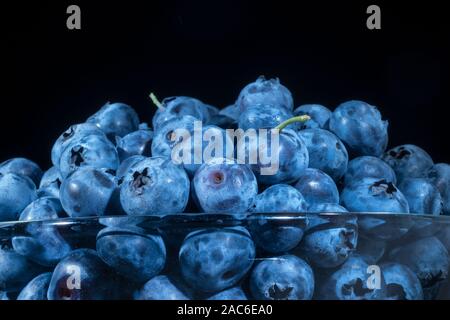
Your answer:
[134,275,189,300]
[236,76,294,112]
[37,166,62,199]
[0,157,43,186]
[60,167,121,217]
[428,163,450,215]
[116,129,153,161]
[381,263,423,300]
[344,156,397,187]
[17,272,53,300]
[96,226,166,283]
[382,144,433,183]
[293,168,339,208]
[398,178,442,215]
[294,104,332,129]
[120,157,190,215]
[192,158,258,214]
[207,286,248,300]
[298,128,348,181]
[179,227,255,292]
[250,255,314,300]
[329,100,388,157]
[58,133,119,179]
[0,173,37,221]
[87,102,140,140]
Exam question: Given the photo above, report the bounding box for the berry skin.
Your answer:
[116,155,146,180]
[51,123,105,167]
[116,129,153,161]
[0,173,37,221]
[0,157,43,186]
[317,255,386,300]
[17,272,53,300]
[58,134,119,179]
[344,156,397,187]
[427,163,450,215]
[60,167,121,217]
[298,128,348,181]
[207,287,248,300]
[329,100,388,157]
[340,178,409,213]
[192,158,258,214]
[388,237,449,300]
[248,184,308,254]
[96,226,166,283]
[380,263,423,300]
[250,255,314,300]
[398,178,442,215]
[179,227,255,293]
[120,157,190,215]
[294,104,332,129]
[293,168,339,208]
[134,275,189,300]
[12,197,71,266]
[236,76,294,112]
[356,236,385,264]
[87,102,140,140]
[308,203,348,213]
[238,104,293,131]
[236,128,309,185]
[382,144,434,183]
[219,104,240,122]
[37,166,62,199]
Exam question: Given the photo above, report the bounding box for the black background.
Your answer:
[3,0,449,169]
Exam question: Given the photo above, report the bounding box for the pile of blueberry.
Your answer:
[1,76,450,300]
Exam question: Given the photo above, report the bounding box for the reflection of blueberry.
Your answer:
[344,156,397,187]
[250,255,314,300]
[398,178,442,215]
[294,104,331,129]
[17,272,52,300]
[207,286,247,300]
[293,168,339,208]
[134,275,189,300]
[0,173,37,221]
[0,157,42,186]
[381,263,423,300]
[179,227,255,292]
[428,163,450,215]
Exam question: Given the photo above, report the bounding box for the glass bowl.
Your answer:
[1,212,449,300]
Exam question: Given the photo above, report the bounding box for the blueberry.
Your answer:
[317,255,386,300]
[116,129,153,161]
[382,144,434,183]
[250,255,314,300]
[0,247,45,292]
[308,203,348,213]
[47,249,119,300]
[116,155,146,180]
[12,197,71,266]
[248,184,307,253]
[219,104,240,122]
[60,167,120,217]
[428,163,450,215]
[96,226,166,283]
[398,178,442,215]
[294,104,331,129]
[381,263,423,300]
[329,100,388,157]
[298,129,348,181]
[58,134,119,179]
[238,104,293,131]
[356,236,385,264]
[293,169,339,208]
[87,102,140,140]
[37,166,62,199]
[236,128,309,185]
[236,76,294,112]
[17,272,53,300]
[120,157,190,215]
[134,275,189,300]
[0,157,42,186]
[388,237,449,299]
[341,178,409,213]
[179,227,255,292]
[207,286,248,300]
[344,156,397,187]
[0,173,37,221]
[51,123,105,167]
[192,158,258,213]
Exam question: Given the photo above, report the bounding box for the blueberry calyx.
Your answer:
[62,127,75,140]
[421,270,445,289]
[341,278,373,297]
[386,283,407,300]
[132,168,151,191]
[370,179,397,196]
[70,147,85,166]
[389,147,411,160]
[268,283,293,300]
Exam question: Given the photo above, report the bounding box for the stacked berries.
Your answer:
[0,76,449,300]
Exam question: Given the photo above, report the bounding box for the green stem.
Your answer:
[149,92,165,110]
[275,115,311,132]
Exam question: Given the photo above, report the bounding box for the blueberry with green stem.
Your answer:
[294,104,332,129]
